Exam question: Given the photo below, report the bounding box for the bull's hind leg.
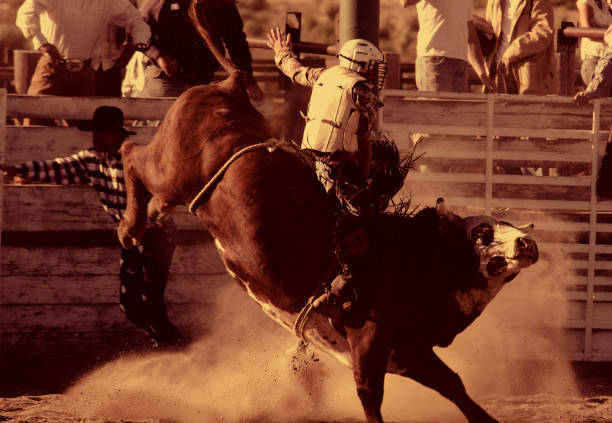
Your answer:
[118,141,149,249]
[346,320,392,423]
[389,347,498,423]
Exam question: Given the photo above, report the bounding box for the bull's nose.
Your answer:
[516,236,539,263]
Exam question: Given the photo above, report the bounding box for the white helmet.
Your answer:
[338,38,387,90]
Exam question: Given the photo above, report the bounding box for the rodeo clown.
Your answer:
[2,106,182,348]
[267,28,396,316]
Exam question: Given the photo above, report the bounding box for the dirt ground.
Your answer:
[2,282,611,423]
[1,348,612,423]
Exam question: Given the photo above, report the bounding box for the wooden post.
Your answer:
[0,88,6,289]
[557,22,578,96]
[13,50,42,95]
[383,52,401,90]
[339,0,379,47]
[585,99,601,360]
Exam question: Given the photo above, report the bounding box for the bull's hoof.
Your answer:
[117,222,140,249]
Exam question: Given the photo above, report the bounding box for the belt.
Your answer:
[58,58,92,72]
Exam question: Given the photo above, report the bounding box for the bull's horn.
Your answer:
[436,197,448,216]
[517,223,535,233]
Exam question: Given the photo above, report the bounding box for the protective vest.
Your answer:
[302,65,369,153]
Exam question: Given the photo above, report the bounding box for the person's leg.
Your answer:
[25,56,62,126]
[416,56,466,93]
[119,219,181,347]
[119,244,150,333]
[450,59,468,93]
[95,66,123,97]
[140,219,181,346]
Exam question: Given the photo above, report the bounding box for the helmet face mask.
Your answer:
[338,39,387,91]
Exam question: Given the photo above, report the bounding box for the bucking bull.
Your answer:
[117,70,539,423]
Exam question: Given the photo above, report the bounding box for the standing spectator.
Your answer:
[94,23,139,97]
[137,0,262,100]
[400,0,495,93]
[15,0,150,101]
[2,106,182,348]
[485,0,558,95]
[577,0,612,87]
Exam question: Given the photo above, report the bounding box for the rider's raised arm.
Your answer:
[274,47,325,87]
[267,27,324,87]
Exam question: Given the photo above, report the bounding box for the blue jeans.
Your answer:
[119,219,181,346]
[415,56,468,92]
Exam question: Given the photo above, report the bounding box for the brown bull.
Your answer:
[117,71,539,423]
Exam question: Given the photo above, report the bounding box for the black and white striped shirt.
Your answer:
[16,148,127,222]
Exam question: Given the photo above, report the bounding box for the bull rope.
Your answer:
[188,139,279,213]
[294,300,315,343]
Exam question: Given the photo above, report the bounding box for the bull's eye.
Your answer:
[471,223,494,246]
[487,256,508,276]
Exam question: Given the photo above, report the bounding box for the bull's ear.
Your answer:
[516,223,535,234]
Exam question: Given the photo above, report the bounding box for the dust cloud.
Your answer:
[56,218,578,423]
[60,286,362,423]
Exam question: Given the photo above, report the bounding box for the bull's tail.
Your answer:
[189,0,239,75]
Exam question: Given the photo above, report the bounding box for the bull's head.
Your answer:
[436,198,540,318]
[464,215,539,284]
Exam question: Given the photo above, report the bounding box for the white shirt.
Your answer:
[577,0,612,59]
[497,0,523,60]
[416,0,473,62]
[16,0,151,70]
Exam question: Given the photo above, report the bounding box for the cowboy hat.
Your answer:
[78,106,136,135]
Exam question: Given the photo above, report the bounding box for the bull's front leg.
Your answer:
[118,141,149,249]
[389,346,498,423]
[346,320,392,423]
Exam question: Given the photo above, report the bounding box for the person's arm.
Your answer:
[353,81,381,178]
[109,0,151,53]
[107,2,151,71]
[578,1,606,41]
[266,27,324,87]
[499,0,554,65]
[2,151,92,185]
[15,0,64,63]
[467,19,496,92]
[15,0,48,50]
[575,49,612,104]
[578,1,595,28]
[136,1,178,76]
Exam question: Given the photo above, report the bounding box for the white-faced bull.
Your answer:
[117,71,539,423]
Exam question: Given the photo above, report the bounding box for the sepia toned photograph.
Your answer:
[1,0,612,422]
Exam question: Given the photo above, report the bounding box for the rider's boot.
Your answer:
[312,273,355,313]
